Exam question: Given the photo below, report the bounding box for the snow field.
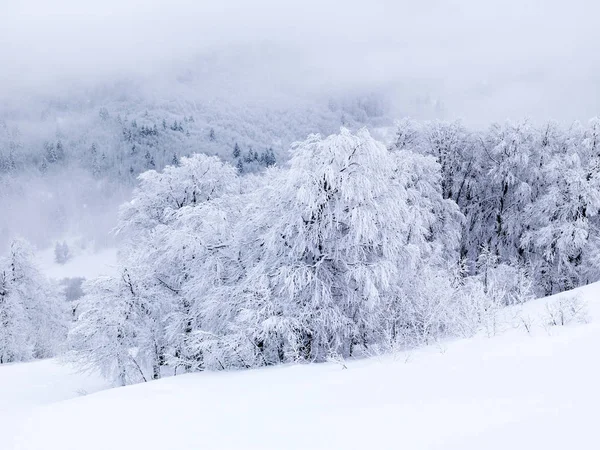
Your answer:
[3,282,599,450]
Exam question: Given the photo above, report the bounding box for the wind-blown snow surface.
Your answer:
[5,284,600,449]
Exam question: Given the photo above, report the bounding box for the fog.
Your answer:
[2,0,599,124]
[1,0,600,253]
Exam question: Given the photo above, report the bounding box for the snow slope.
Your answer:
[4,283,600,450]
[0,360,109,449]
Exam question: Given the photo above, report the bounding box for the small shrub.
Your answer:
[545,295,589,327]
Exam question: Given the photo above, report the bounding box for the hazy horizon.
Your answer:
[2,0,599,125]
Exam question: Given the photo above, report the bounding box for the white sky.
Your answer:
[1,0,599,124]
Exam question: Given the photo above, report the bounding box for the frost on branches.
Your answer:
[70,118,600,386]
[224,129,462,363]
[390,118,600,295]
[69,129,473,383]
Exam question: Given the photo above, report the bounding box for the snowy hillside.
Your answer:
[4,282,598,450]
[2,3,600,449]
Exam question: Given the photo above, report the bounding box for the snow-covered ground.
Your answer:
[37,244,118,280]
[3,283,599,450]
[0,359,109,449]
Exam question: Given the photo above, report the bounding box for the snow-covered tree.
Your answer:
[158,197,243,372]
[69,118,600,383]
[118,153,239,238]
[0,240,67,363]
[209,128,462,365]
[68,268,166,385]
[54,241,71,264]
[70,154,241,381]
[0,266,30,364]
[522,120,600,293]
